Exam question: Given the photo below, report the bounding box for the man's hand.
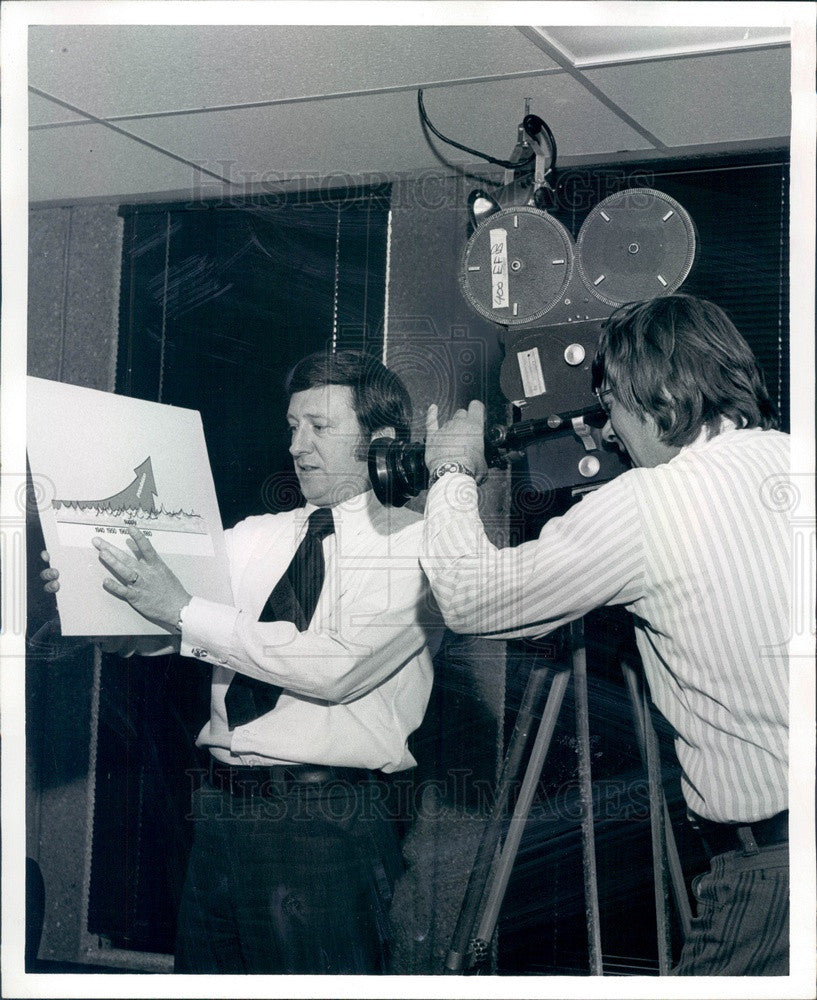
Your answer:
[425,400,488,482]
[92,526,191,632]
[40,551,60,593]
[38,548,174,654]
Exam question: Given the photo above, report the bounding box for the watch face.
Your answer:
[431,462,472,484]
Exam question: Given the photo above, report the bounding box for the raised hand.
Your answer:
[424,400,488,482]
[92,526,191,632]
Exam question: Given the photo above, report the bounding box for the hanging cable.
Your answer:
[522,113,558,176]
[417,88,536,170]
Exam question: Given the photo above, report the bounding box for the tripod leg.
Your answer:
[472,665,572,952]
[662,798,692,936]
[571,618,604,975]
[444,663,553,972]
[621,662,692,939]
[642,681,673,973]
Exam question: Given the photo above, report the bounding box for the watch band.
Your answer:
[429,461,476,487]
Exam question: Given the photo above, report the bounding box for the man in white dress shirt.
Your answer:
[43,351,439,973]
[421,295,790,975]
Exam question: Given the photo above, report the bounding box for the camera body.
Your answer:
[368,402,615,507]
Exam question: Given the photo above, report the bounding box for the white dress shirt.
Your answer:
[422,425,790,823]
[182,490,439,772]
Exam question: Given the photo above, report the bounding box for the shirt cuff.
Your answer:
[426,471,480,519]
[180,596,241,665]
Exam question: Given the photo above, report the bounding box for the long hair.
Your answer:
[286,350,413,443]
[595,295,778,446]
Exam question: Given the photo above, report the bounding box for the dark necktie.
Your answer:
[224,506,335,729]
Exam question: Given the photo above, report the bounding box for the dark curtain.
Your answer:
[116,189,391,525]
[553,157,790,429]
[88,187,391,954]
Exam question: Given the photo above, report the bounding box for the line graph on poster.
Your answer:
[27,376,232,635]
[52,455,213,555]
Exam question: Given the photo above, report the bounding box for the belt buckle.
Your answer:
[295,765,332,784]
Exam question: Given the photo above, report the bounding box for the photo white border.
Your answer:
[2,3,814,998]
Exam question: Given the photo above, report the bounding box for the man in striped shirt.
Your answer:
[421,295,790,976]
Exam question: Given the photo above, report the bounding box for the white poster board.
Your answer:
[27,376,233,635]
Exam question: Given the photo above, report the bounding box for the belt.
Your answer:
[206,757,372,798]
[691,810,788,858]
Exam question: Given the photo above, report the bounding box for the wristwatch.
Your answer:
[428,461,476,488]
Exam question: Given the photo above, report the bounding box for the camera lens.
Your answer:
[368,438,428,507]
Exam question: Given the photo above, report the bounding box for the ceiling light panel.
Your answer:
[543,25,791,66]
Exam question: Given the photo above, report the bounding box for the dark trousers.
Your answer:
[174,774,403,974]
[673,841,789,975]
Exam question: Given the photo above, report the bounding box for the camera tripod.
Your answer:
[445,617,692,975]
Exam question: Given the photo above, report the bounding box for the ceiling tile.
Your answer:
[29,123,210,204]
[28,24,558,120]
[114,80,651,195]
[29,72,657,204]
[406,74,655,158]
[27,23,794,205]
[584,47,790,146]
[29,90,84,127]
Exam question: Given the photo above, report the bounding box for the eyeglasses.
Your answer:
[595,387,614,416]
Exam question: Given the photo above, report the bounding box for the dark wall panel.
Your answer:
[27,203,123,965]
[28,204,122,388]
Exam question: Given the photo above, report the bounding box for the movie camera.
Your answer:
[388,95,704,974]
[369,96,698,506]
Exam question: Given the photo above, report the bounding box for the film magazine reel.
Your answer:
[459,187,697,325]
[459,187,697,488]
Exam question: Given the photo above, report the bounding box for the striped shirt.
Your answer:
[422,425,790,823]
